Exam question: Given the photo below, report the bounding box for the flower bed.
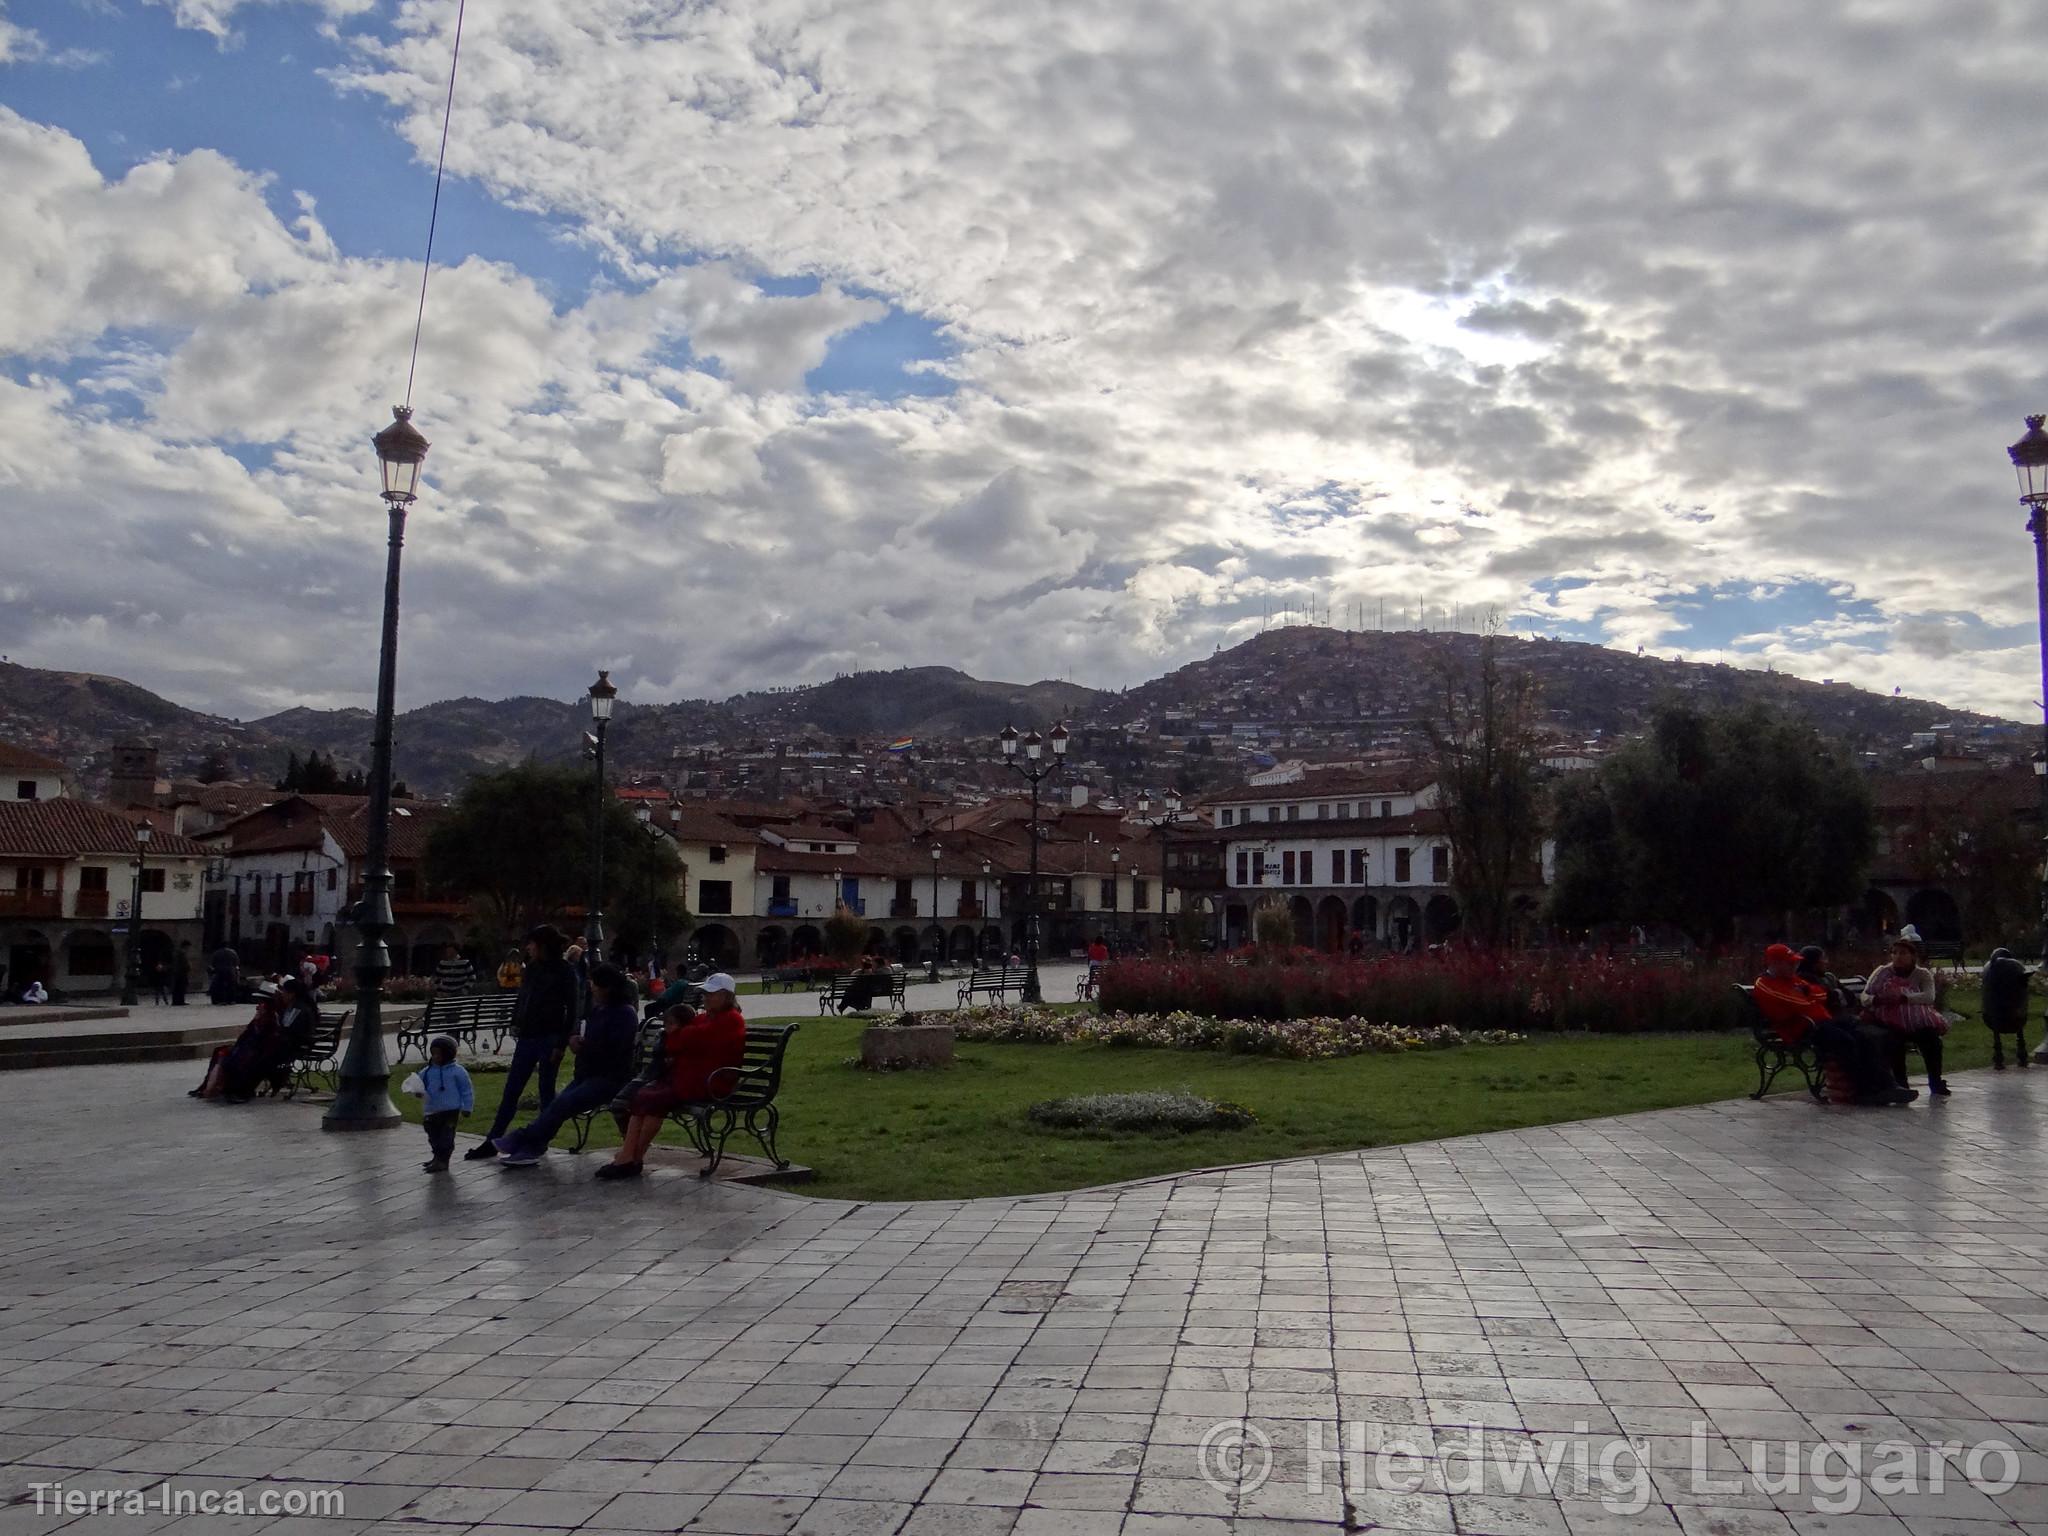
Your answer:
[1027,1090,1257,1133]
[954,1004,1521,1060]
[1095,949,1736,1033]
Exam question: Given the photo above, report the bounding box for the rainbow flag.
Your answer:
[887,737,914,753]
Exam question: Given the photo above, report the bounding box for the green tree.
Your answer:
[425,761,688,949]
[823,908,872,963]
[1549,703,1875,944]
[1424,631,1544,946]
[1253,901,1295,949]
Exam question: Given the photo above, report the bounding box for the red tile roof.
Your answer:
[0,799,208,858]
[0,741,65,777]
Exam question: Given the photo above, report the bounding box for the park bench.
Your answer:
[567,1020,800,1175]
[396,990,518,1060]
[819,967,907,1015]
[279,1008,347,1099]
[766,965,831,992]
[1076,968,1101,1002]
[1733,983,1824,1101]
[959,966,1030,1006]
[643,982,705,1020]
[1921,939,1967,971]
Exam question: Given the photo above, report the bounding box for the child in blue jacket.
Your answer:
[419,1033,474,1172]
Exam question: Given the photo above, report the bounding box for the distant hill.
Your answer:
[0,631,2019,798]
[1108,627,2013,751]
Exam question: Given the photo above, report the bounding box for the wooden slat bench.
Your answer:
[820,968,907,1015]
[959,966,1030,1006]
[396,990,518,1061]
[570,1021,800,1174]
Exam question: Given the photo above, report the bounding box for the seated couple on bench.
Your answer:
[1754,942,1921,1105]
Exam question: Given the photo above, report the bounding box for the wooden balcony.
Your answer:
[287,890,314,916]
[73,889,110,918]
[0,890,61,919]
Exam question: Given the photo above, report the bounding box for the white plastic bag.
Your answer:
[400,1072,425,1097]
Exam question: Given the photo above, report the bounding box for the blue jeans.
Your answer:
[499,1075,624,1156]
[486,1035,563,1140]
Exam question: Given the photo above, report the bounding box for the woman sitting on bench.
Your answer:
[599,973,746,1181]
[1754,944,1910,1105]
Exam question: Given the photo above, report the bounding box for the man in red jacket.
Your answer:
[598,972,747,1180]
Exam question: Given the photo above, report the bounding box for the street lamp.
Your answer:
[927,843,943,982]
[2012,416,2048,1060]
[1137,791,1181,952]
[1109,845,1121,955]
[325,405,429,1131]
[585,670,617,964]
[980,857,993,960]
[120,821,151,1006]
[996,721,1067,1002]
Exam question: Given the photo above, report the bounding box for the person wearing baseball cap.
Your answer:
[599,972,745,1180]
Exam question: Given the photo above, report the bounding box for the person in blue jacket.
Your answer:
[493,963,642,1167]
[419,1033,474,1173]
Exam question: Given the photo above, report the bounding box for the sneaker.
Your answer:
[595,1161,643,1181]
[463,1142,499,1161]
[491,1135,519,1154]
[500,1148,544,1167]
[422,1158,450,1172]
[1929,1079,1951,1097]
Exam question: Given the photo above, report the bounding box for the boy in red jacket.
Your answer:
[598,973,746,1180]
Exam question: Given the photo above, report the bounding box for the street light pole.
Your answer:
[325,405,428,1131]
[121,822,151,1006]
[981,857,992,961]
[998,722,1067,1003]
[1110,845,1120,955]
[928,844,942,982]
[585,671,617,965]
[2006,416,2048,1062]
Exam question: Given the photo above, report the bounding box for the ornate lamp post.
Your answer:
[927,843,943,982]
[584,670,617,964]
[1137,791,1180,951]
[980,857,993,959]
[2009,418,2048,1065]
[324,405,428,1131]
[1109,845,1121,955]
[997,721,1067,1003]
[120,821,151,1006]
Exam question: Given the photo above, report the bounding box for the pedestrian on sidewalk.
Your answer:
[415,1034,473,1173]
[466,925,578,1160]
[169,942,191,1006]
[434,942,475,998]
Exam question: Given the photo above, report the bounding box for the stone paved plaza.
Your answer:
[1,1058,2046,1535]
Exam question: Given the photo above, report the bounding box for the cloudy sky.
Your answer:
[3,0,2046,722]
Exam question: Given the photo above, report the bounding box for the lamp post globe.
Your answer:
[584,670,617,964]
[325,405,431,1131]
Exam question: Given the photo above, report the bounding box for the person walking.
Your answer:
[434,942,475,998]
[169,942,191,1006]
[466,925,578,1160]
[414,1034,473,1173]
[208,944,240,1005]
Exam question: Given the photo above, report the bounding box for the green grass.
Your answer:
[391,987,2011,1203]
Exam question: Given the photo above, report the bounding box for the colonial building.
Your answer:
[1194,766,1462,949]
[0,742,67,803]
[0,799,207,997]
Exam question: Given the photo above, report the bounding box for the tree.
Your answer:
[425,761,688,949]
[1894,791,2039,944]
[1423,631,1544,946]
[1549,703,1875,944]
[823,908,871,964]
[1253,901,1295,949]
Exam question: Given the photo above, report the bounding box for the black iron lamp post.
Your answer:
[980,857,993,958]
[997,721,1067,1003]
[1137,791,1180,952]
[585,670,617,964]
[120,821,151,1006]
[324,405,428,1131]
[927,844,943,983]
[1109,845,1121,955]
[2010,415,2048,976]
[2009,416,2048,1069]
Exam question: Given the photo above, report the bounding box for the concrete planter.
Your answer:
[860,1022,955,1071]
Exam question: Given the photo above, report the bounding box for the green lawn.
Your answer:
[391,986,2012,1202]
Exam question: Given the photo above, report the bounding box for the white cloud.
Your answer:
[6,0,2048,722]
